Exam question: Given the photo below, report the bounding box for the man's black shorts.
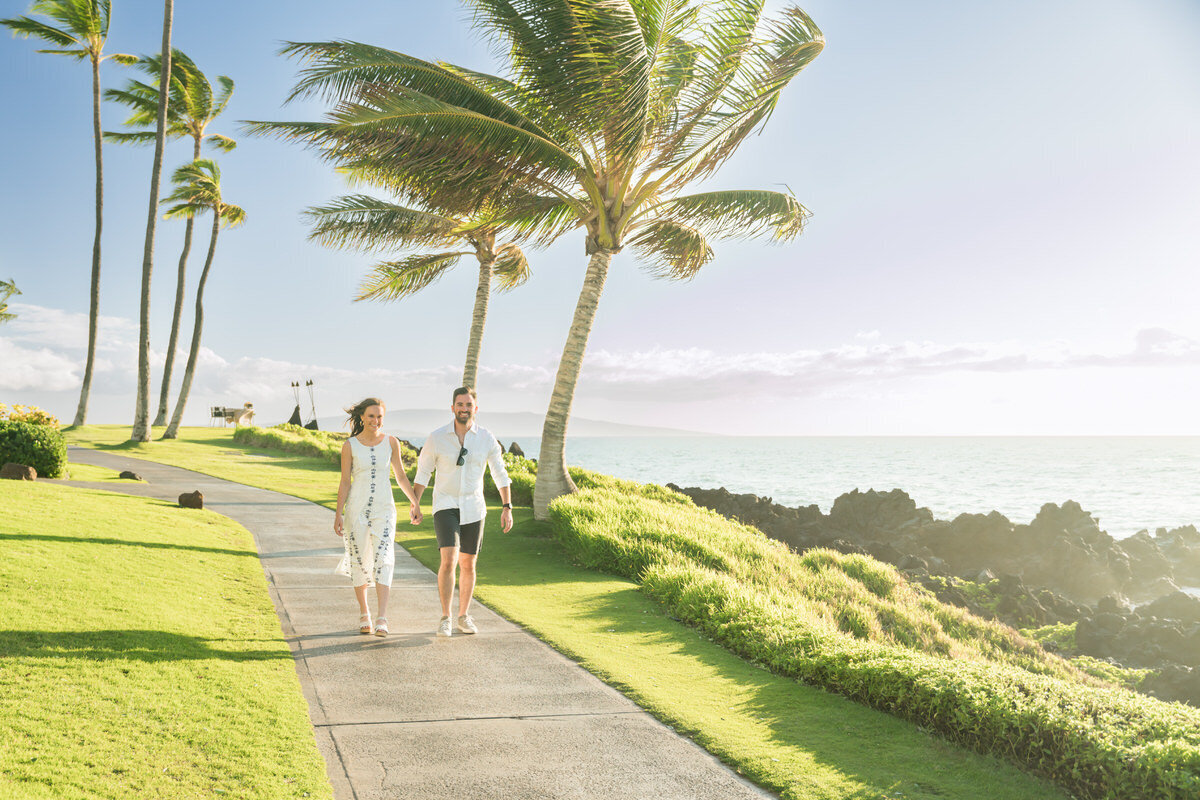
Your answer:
[433,508,484,554]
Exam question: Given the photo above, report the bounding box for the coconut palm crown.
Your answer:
[2,0,136,425]
[305,193,531,387]
[248,0,823,517]
[105,48,236,425]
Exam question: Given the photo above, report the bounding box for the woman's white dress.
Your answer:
[335,435,397,587]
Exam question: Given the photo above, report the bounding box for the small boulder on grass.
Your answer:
[179,491,204,509]
[119,470,143,481]
[0,462,36,480]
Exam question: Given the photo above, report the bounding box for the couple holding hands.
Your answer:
[333,387,513,639]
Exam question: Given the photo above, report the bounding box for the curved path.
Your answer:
[65,447,774,800]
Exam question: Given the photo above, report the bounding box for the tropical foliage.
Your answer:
[0,279,19,325]
[0,0,135,425]
[248,1,821,517]
[106,48,236,426]
[159,159,245,439]
[0,419,68,477]
[306,194,531,387]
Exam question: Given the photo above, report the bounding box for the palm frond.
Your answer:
[491,242,531,291]
[642,188,809,241]
[205,134,237,152]
[0,15,80,49]
[627,218,713,280]
[219,203,247,228]
[304,195,459,251]
[106,52,138,66]
[659,6,823,186]
[280,40,558,142]
[354,252,465,302]
[102,130,159,145]
[492,190,584,246]
[465,0,651,149]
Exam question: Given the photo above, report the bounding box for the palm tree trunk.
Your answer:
[164,213,218,440]
[153,136,201,426]
[462,255,494,387]
[131,0,173,441]
[533,250,614,519]
[72,52,104,427]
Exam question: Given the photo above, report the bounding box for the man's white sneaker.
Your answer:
[457,614,478,635]
[437,616,453,637]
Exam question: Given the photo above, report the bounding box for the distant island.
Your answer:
[315,409,711,440]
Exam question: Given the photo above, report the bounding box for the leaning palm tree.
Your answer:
[131,0,173,442]
[160,159,245,440]
[106,48,236,426]
[0,279,20,325]
[249,1,822,518]
[1,0,136,425]
[306,194,531,386]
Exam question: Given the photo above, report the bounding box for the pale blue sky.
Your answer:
[2,0,1198,435]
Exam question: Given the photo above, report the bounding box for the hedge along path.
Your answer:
[548,489,1200,800]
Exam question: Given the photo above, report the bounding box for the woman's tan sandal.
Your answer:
[359,613,373,635]
[373,617,389,637]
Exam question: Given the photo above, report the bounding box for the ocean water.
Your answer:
[503,436,1200,539]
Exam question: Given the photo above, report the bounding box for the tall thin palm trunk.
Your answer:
[164,213,219,440]
[72,52,104,427]
[533,250,614,519]
[462,254,494,387]
[132,0,173,441]
[153,135,201,426]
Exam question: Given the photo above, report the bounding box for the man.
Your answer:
[411,386,513,636]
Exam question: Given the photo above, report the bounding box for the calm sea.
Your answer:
[498,436,1200,539]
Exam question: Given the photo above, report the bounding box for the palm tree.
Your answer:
[305,194,530,386]
[106,48,236,426]
[250,2,822,518]
[0,279,20,325]
[160,159,245,440]
[131,0,173,442]
[1,0,136,425]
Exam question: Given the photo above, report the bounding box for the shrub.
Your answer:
[484,453,691,509]
[0,403,60,428]
[549,488,1200,800]
[0,420,67,477]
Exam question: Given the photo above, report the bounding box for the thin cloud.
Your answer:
[3,303,1197,406]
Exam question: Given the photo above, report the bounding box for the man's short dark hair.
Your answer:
[453,386,477,403]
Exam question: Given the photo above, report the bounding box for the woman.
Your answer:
[334,397,421,636]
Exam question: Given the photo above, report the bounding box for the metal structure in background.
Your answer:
[304,379,318,430]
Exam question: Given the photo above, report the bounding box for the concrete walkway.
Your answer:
[64,447,774,800]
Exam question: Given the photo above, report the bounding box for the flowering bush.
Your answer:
[0,403,60,428]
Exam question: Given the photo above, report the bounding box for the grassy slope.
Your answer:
[62,425,1066,799]
[0,479,331,799]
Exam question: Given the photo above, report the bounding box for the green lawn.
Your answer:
[62,425,1066,799]
[0,478,331,799]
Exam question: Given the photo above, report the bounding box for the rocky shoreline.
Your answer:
[666,482,1200,706]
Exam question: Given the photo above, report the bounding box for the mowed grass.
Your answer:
[62,426,1067,799]
[56,462,141,482]
[0,479,331,800]
[65,425,337,507]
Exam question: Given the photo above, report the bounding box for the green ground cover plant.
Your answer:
[548,489,1200,800]
[0,479,331,799]
[60,425,1075,798]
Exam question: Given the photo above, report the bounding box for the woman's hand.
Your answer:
[334,512,344,537]
[409,503,423,525]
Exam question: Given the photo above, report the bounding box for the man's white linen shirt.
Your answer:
[415,421,511,525]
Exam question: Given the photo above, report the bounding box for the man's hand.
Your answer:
[501,506,513,533]
[410,503,423,525]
